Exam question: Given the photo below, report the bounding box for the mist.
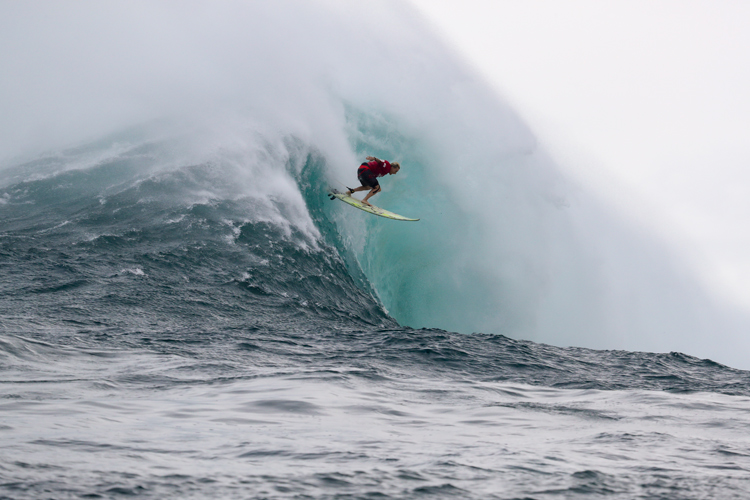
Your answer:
[1,0,748,368]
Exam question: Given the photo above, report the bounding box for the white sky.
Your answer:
[409,0,750,311]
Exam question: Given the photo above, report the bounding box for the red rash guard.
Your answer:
[361,159,391,177]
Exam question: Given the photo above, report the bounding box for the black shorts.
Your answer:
[357,165,379,189]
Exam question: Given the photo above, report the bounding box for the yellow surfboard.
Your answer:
[328,189,419,221]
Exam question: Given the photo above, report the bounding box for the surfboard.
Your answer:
[328,189,419,221]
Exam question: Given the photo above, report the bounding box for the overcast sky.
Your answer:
[409,0,750,313]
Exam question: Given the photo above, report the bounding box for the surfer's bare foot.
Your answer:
[362,200,372,207]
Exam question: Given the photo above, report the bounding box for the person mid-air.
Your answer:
[346,156,400,207]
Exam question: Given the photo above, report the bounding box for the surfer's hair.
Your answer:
[391,162,401,169]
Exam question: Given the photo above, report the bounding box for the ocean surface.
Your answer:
[3,2,750,499]
[1,135,750,500]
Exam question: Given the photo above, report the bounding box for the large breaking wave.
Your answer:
[1,0,748,368]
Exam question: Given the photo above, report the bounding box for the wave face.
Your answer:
[0,139,389,336]
[3,1,750,498]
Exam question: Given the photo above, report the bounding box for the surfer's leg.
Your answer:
[350,169,378,196]
[362,185,380,206]
[347,185,370,195]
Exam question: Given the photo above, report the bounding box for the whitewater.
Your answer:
[2,1,750,499]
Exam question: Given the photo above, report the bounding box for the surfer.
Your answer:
[346,156,400,207]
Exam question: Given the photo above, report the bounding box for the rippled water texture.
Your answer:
[3,331,750,499]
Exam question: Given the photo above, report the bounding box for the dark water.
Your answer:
[2,139,750,499]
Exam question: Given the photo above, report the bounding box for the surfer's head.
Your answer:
[390,162,401,174]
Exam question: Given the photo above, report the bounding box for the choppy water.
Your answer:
[1,137,750,500]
